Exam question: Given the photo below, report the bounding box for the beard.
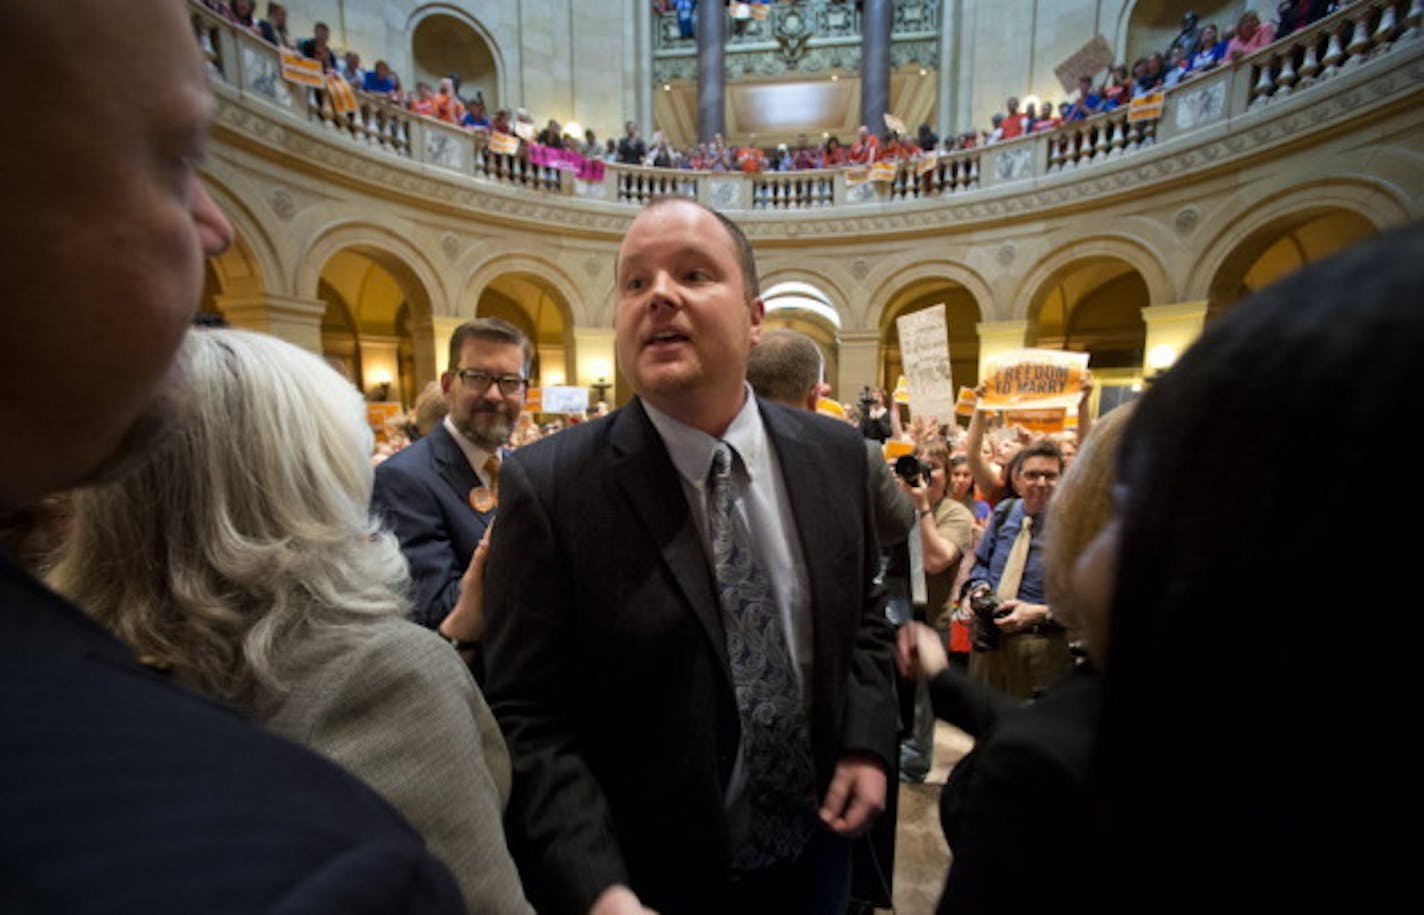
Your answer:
[453,403,517,451]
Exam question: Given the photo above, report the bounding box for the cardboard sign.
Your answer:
[1053,35,1115,95]
[541,386,590,415]
[915,153,939,177]
[512,120,537,141]
[883,112,907,135]
[979,349,1090,411]
[870,161,897,183]
[892,375,911,405]
[896,304,956,422]
[844,166,870,186]
[279,49,324,87]
[1129,92,1165,122]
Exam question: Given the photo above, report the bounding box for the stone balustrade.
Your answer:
[190,0,1420,222]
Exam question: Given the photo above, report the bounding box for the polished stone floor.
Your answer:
[881,723,975,915]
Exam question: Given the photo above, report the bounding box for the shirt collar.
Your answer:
[442,414,497,478]
[643,383,767,488]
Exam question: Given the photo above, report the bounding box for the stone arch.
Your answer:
[465,257,582,387]
[871,266,985,395]
[198,171,285,297]
[759,277,845,398]
[299,223,445,404]
[864,259,995,329]
[1185,178,1408,308]
[406,4,505,108]
[463,254,584,326]
[757,266,854,329]
[1012,234,1173,321]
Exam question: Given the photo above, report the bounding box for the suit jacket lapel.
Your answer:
[609,400,731,683]
[429,423,488,516]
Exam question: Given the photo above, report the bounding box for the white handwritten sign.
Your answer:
[895,304,955,422]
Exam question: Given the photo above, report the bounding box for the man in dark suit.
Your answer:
[484,198,898,915]
[0,2,462,911]
[373,318,531,667]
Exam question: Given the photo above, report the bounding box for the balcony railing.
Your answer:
[192,0,1421,215]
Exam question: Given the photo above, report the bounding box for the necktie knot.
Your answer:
[710,442,732,484]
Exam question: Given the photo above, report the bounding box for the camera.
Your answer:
[894,454,928,487]
[969,588,1011,652]
[858,386,876,410]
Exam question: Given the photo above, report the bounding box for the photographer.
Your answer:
[963,439,1071,701]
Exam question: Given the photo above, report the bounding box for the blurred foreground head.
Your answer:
[1095,222,1424,910]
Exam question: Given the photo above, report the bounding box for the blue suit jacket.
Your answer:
[372,422,496,630]
[0,554,463,914]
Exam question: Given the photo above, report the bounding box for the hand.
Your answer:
[1080,369,1096,401]
[818,752,887,838]
[588,885,658,915]
[896,621,949,681]
[994,600,1049,634]
[441,526,492,644]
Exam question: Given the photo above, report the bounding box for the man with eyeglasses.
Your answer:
[373,318,531,679]
[963,439,1071,700]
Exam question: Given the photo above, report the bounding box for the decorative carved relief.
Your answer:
[708,177,743,211]
[268,186,295,220]
[1175,206,1200,235]
[425,131,462,172]
[997,244,1016,266]
[241,47,291,108]
[849,259,871,280]
[995,145,1035,182]
[1176,80,1227,130]
[440,233,460,260]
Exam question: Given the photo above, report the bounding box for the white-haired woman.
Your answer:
[50,328,532,915]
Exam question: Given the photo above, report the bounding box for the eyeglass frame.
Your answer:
[453,368,528,396]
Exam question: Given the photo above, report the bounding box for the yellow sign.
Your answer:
[870,161,897,183]
[954,386,977,417]
[279,49,324,88]
[325,72,357,115]
[816,397,845,418]
[488,131,521,155]
[882,440,915,460]
[893,375,911,405]
[844,166,870,187]
[1128,92,1165,122]
[522,386,542,413]
[1004,408,1067,434]
[979,349,1090,411]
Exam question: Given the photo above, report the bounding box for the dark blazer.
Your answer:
[373,422,495,630]
[483,397,899,915]
[929,666,1100,915]
[0,554,463,914]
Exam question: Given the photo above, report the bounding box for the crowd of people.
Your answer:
[5,3,1418,915]
[201,0,1354,179]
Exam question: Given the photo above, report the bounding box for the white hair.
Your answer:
[51,329,410,712]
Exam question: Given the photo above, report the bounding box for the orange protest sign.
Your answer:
[325,72,357,115]
[488,131,521,155]
[978,349,1090,411]
[279,49,324,88]
[954,386,977,417]
[523,386,542,413]
[1129,92,1165,122]
[1004,408,1068,434]
[816,397,846,418]
[870,161,897,183]
[882,440,915,460]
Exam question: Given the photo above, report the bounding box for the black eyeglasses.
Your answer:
[455,369,527,396]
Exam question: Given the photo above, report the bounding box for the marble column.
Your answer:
[837,330,882,399]
[216,293,325,354]
[861,0,893,134]
[1140,301,1210,376]
[696,0,725,142]
[973,320,1030,379]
